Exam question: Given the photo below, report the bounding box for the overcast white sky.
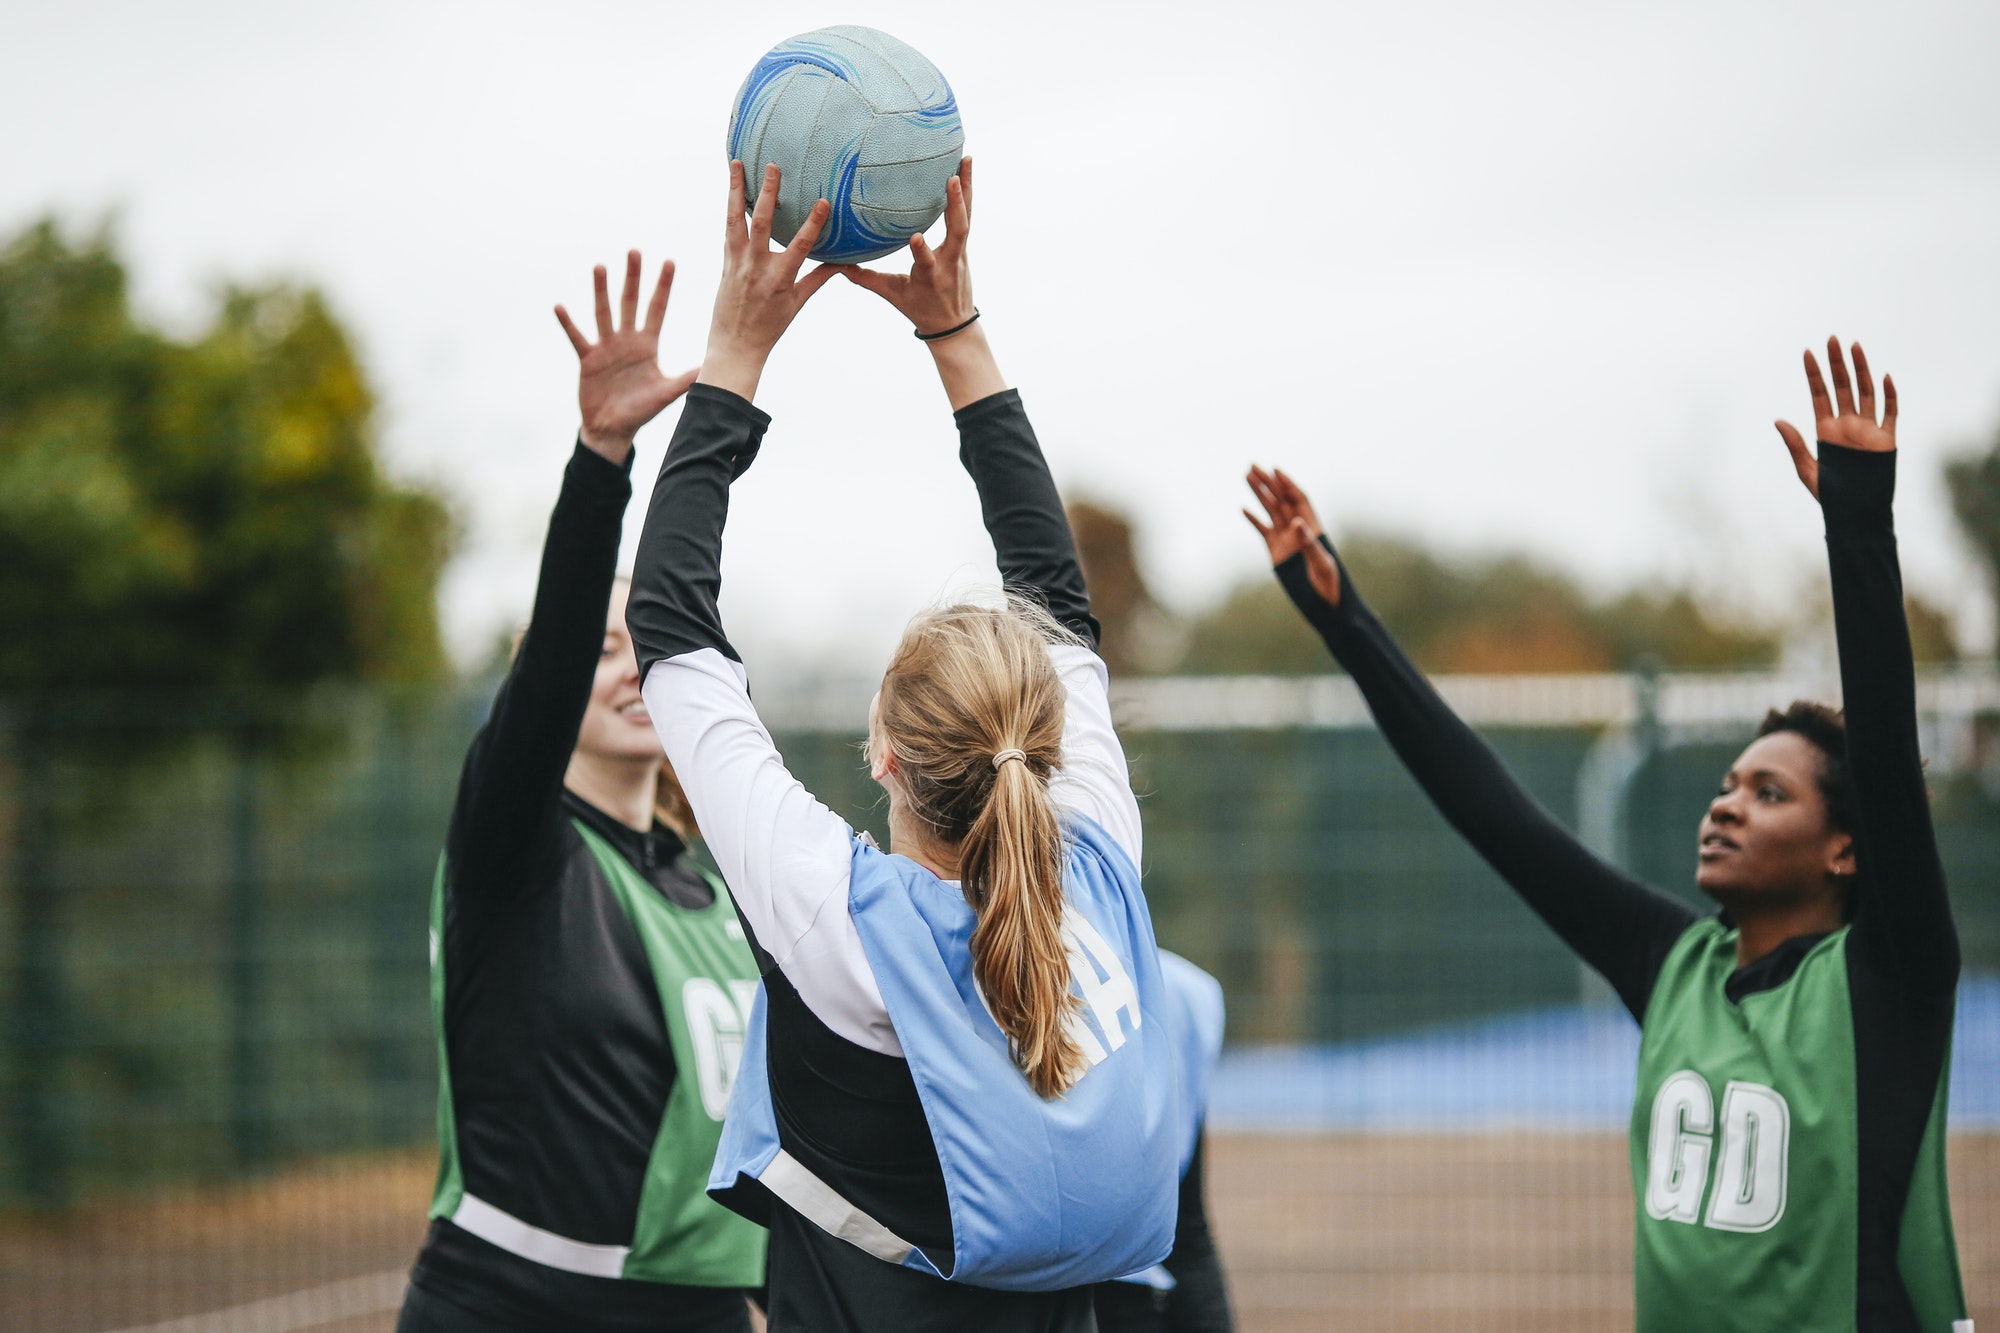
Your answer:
[7,0,1999,672]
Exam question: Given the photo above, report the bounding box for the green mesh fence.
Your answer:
[1,675,1996,1330]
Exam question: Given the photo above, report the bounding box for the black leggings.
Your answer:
[395,1281,754,1333]
[395,1284,514,1333]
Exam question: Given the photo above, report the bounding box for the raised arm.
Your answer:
[1774,338,1957,989]
[447,256,694,905]
[1246,467,1698,1021]
[624,166,902,1051]
[840,159,1139,863]
[446,444,630,904]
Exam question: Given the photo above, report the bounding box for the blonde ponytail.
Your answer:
[877,599,1085,1098]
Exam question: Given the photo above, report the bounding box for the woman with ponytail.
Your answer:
[614,158,1181,1330]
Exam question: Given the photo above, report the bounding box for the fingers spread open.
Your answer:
[1850,341,1876,421]
[644,260,675,334]
[619,250,642,331]
[749,164,780,247]
[592,265,613,340]
[786,198,831,269]
[1246,470,1285,522]
[554,304,590,357]
[1774,420,1820,499]
[1803,349,1833,425]
[958,156,973,221]
[1827,336,1856,415]
[1243,507,1274,541]
[1882,373,1898,434]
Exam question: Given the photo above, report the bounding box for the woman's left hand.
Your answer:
[555,251,698,463]
[1776,336,1896,501]
[838,157,975,335]
[1245,465,1342,608]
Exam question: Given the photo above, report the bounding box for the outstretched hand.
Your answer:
[838,157,1002,410]
[555,252,697,462]
[1244,465,1341,607]
[1775,336,1897,501]
[698,161,837,402]
[839,157,975,335]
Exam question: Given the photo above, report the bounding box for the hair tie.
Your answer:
[991,748,1027,770]
[916,309,980,342]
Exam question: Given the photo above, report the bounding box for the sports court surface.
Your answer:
[6,986,1994,1332]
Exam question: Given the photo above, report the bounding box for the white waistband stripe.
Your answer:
[760,1149,916,1266]
[450,1192,630,1279]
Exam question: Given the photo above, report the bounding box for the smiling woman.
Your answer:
[395,255,765,1332]
[560,578,689,832]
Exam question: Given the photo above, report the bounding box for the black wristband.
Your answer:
[915,309,980,342]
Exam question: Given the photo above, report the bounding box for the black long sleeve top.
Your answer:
[410,442,743,1331]
[1273,442,1958,1328]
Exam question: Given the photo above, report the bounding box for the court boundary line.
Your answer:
[103,1269,406,1333]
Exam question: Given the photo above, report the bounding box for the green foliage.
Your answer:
[1902,594,1961,665]
[1179,531,1783,676]
[1067,499,1185,676]
[0,219,453,689]
[1947,431,2000,657]
[1175,581,1332,676]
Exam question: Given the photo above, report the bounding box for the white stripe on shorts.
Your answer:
[759,1148,917,1266]
[449,1191,630,1278]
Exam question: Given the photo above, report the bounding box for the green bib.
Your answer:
[1631,919,1966,1331]
[426,822,768,1286]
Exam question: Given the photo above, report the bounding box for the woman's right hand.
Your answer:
[1245,465,1342,607]
[698,161,837,402]
[1774,336,1896,502]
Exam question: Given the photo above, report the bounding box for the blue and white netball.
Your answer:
[727,26,964,264]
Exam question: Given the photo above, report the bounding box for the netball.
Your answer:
[725,26,964,262]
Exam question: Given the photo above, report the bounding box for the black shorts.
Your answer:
[395,1275,754,1333]
[764,1203,1098,1333]
[1090,1279,1169,1333]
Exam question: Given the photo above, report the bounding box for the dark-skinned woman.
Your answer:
[1245,338,1966,1332]
[396,257,765,1333]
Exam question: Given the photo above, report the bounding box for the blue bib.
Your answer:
[710,817,1180,1291]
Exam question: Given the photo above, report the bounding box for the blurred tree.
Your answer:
[0,219,453,689]
[1173,582,1330,676]
[1947,431,2000,658]
[1902,594,1960,664]
[1179,530,1784,675]
[1066,499,1185,676]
